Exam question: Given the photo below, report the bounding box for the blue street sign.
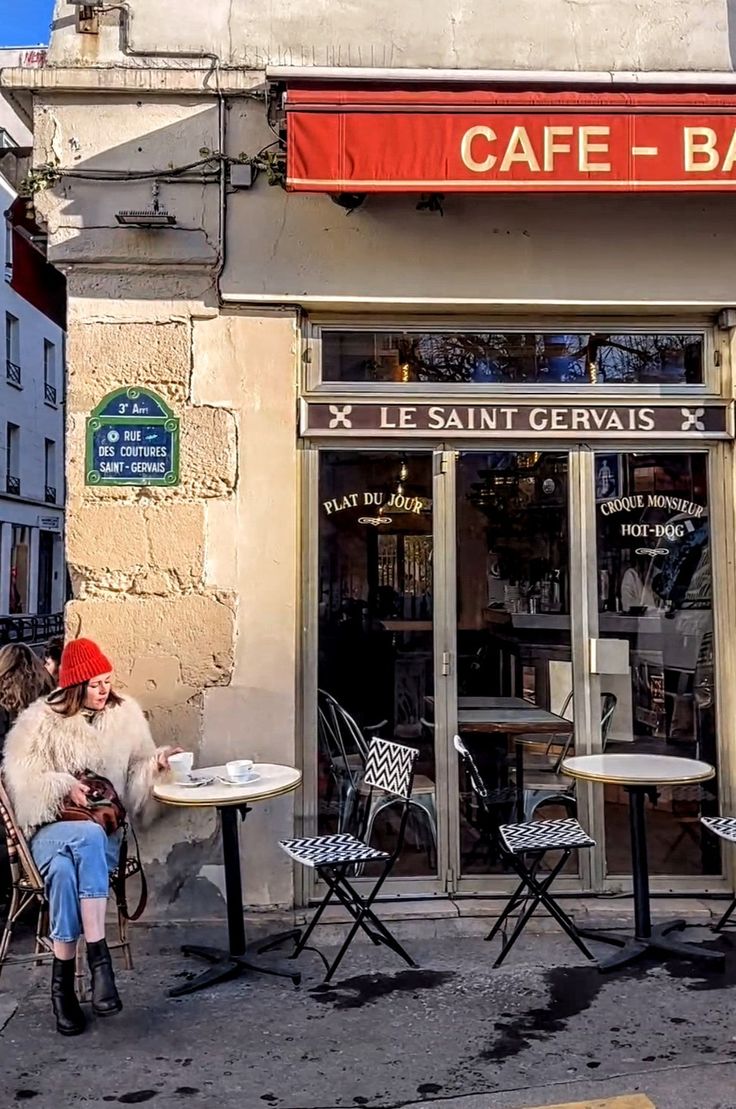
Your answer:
[86,387,180,487]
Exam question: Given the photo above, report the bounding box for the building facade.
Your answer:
[0,71,65,641]
[3,1,736,917]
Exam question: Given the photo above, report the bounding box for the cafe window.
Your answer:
[595,451,719,877]
[320,330,705,386]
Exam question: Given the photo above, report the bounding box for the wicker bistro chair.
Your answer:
[270,738,420,983]
[0,776,52,972]
[454,735,596,968]
[0,774,140,983]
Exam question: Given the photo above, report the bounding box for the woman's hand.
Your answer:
[155,745,184,771]
[68,782,90,807]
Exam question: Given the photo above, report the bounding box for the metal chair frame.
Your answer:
[271,738,420,982]
[319,690,438,865]
[453,733,516,868]
[486,844,594,968]
[318,689,382,834]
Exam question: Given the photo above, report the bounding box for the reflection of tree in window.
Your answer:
[349,332,703,385]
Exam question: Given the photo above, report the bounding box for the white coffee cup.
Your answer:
[226,759,254,783]
[169,751,194,781]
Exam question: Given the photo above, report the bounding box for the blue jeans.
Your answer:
[31,822,121,943]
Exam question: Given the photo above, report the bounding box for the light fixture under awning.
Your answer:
[283,86,736,194]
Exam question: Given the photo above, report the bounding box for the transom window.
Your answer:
[321,331,705,386]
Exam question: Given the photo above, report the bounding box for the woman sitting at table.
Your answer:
[1,638,181,1037]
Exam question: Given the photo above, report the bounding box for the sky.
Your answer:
[0,0,55,47]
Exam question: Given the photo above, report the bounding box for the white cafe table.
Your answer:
[154,763,302,996]
[562,753,724,972]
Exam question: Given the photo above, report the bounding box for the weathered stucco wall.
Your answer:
[222,100,736,308]
[48,0,736,73]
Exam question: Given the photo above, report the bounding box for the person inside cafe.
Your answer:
[1,638,182,1037]
[620,551,661,612]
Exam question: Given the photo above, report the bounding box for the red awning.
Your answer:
[284,86,736,193]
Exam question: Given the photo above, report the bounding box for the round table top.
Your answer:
[562,753,715,787]
[154,763,302,808]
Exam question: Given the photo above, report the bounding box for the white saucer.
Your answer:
[217,773,261,787]
[175,774,215,788]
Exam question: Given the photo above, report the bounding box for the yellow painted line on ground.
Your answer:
[524,1096,655,1109]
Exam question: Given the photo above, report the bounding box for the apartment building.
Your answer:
[0,80,65,627]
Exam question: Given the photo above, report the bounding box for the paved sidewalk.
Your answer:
[1,923,735,1108]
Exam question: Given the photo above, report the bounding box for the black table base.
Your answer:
[169,806,301,998]
[582,919,725,972]
[584,784,725,973]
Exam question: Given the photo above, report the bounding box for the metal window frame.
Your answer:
[302,315,722,399]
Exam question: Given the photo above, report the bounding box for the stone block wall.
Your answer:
[63,298,300,917]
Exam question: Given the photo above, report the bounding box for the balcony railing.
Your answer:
[6,473,20,495]
[45,485,57,504]
[44,382,57,405]
[6,359,21,386]
[0,612,64,648]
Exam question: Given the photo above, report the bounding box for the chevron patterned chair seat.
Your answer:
[499,818,595,855]
[265,737,420,983]
[701,816,736,932]
[281,833,389,868]
[453,735,595,968]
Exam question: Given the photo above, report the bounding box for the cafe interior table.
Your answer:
[457,697,574,818]
[154,763,302,996]
[562,753,724,972]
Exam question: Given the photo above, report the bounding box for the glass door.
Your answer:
[445,446,724,894]
[315,450,440,886]
[593,450,721,881]
[449,451,576,879]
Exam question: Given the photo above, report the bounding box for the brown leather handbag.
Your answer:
[57,770,148,921]
[58,770,126,835]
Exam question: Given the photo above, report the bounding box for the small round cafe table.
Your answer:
[562,753,724,972]
[154,763,302,996]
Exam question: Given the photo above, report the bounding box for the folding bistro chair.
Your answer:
[276,738,420,982]
[701,816,736,931]
[454,735,596,968]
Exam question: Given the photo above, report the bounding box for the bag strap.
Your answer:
[113,823,148,922]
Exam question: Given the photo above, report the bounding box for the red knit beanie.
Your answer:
[58,638,113,689]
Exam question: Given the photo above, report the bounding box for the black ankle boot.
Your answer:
[86,939,122,1016]
[51,957,86,1036]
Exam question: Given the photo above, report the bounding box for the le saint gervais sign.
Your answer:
[300,402,732,439]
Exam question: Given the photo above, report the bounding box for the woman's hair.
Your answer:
[44,636,64,666]
[0,643,55,718]
[48,681,122,718]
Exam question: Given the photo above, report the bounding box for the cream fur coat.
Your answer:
[2,694,165,835]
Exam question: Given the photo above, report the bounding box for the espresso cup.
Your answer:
[169,751,194,781]
[226,759,254,783]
